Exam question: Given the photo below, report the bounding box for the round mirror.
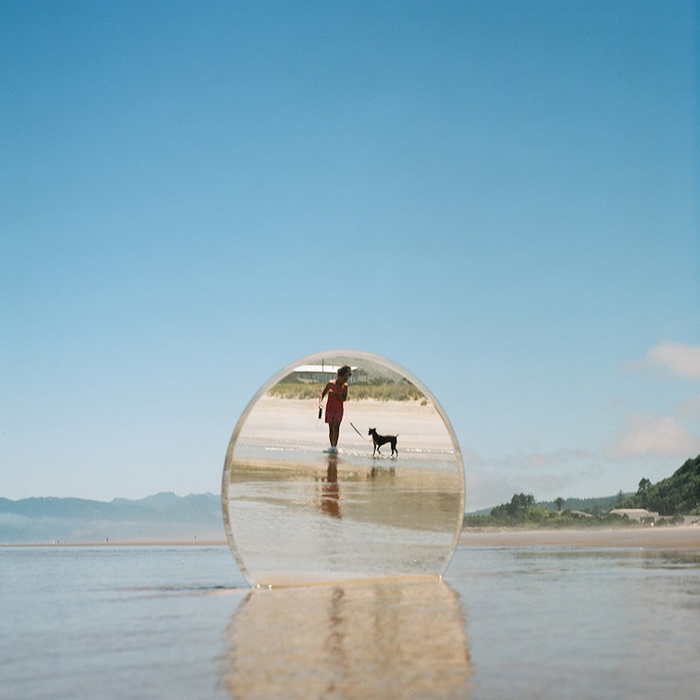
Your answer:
[222,350,464,587]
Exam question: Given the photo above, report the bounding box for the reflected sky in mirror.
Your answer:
[222,351,465,587]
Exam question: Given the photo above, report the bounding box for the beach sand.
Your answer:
[460,525,700,549]
[237,395,455,452]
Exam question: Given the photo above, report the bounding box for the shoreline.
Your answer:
[240,395,454,452]
[0,540,228,549]
[4,526,700,549]
[0,540,229,548]
[459,525,700,549]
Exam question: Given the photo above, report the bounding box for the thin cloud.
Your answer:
[678,395,700,419]
[519,473,577,496]
[640,342,700,380]
[463,470,522,512]
[525,449,597,469]
[610,415,700,458]
[459,448,484,467]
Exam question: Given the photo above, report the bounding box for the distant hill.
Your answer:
[619,455,700,515]
[0,492,225,544]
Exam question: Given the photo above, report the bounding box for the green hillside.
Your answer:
[619,455,700,515]
[464,455,700,527]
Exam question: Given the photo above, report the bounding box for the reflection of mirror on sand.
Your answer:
[222,351,465,586]
[222,579,472,699]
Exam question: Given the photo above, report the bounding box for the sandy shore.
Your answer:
[460,525,700,549]
[238,395,455,452]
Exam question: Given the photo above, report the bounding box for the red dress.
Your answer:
[325,383,346,424]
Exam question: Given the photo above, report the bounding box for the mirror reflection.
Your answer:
[222,579,472,699]
[222,351,464,586]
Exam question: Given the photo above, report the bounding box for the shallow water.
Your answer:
[449,547,700,699]
[2,545,699,699]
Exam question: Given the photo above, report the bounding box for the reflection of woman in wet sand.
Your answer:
[321,454,341,518]
[320,366,351,453]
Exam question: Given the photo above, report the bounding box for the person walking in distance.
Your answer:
[319,365,351,453]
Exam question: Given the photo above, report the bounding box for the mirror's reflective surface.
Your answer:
[222,351,464,586]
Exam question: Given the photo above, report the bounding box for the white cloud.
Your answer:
[610,415,700,458]
[642,342,700,380]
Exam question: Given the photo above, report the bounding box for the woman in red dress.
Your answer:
[319,365,352,453]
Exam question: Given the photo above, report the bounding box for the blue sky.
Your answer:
[2,1,698,511]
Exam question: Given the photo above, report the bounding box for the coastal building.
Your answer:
[288,364,362,384]
[609,508,659,523]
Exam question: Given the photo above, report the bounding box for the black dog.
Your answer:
[368,428,398,458]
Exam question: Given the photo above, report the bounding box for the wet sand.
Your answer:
[6,543,699,698]
[460,525,700,548]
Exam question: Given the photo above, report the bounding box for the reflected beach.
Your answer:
[222,578,472,700]
[227,452,462,585]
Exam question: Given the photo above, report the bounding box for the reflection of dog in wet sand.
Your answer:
[368,428,398,458]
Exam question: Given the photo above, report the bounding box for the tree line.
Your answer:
[463,493,632,528]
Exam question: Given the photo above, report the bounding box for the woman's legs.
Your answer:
[329,421,340,447]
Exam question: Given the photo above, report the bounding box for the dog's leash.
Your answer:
[348,420,369,440]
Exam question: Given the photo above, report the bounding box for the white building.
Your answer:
[288,364,362,384]
[609,508,659,522]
